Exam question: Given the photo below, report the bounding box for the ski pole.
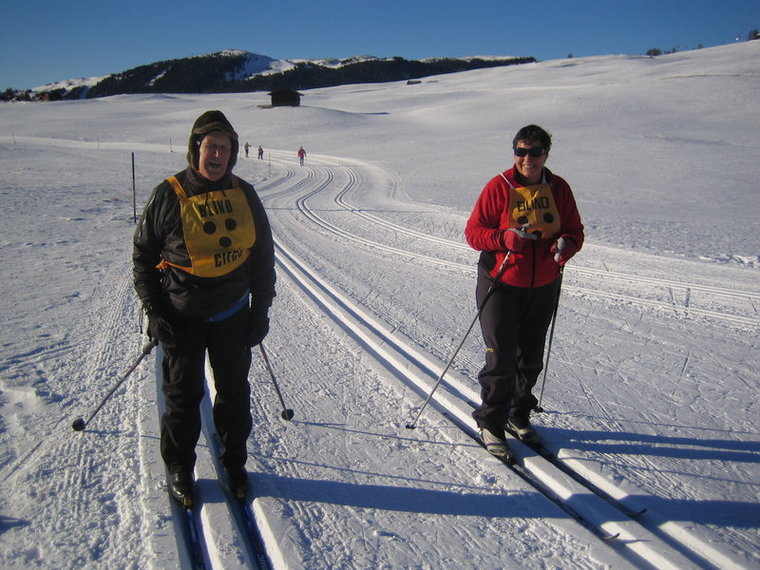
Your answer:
[259,343,295,421]
[405,252,512,430]
[534,267,564,413]
[72,339,158,431]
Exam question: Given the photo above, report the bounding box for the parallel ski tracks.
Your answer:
[292,166,469,271]
[200,386,274,570]
[260,159,758,330]
[155,346,274,570]
[261,158,751,568]
[273,236,728,569]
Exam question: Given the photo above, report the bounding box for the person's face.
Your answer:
[514,140,548,185]
[198,131,232,181]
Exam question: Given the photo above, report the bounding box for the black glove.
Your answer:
[247,307,270,346]
[146,310,180,346]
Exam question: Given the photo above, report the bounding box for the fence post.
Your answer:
[132,153,137,223]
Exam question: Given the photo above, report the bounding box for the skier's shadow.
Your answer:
[0,516,29,535]
[545,426,760,463]
[251,472,559,520]
[534,423,760,528]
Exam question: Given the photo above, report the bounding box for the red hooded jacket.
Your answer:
[465,166,584,288]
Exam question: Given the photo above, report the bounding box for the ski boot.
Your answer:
[170,470,194,509]
[480,427,514,462]
[225,466,249,502]
[507,416,540,445]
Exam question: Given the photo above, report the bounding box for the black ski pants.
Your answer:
[160,307,252,474]
[472,269,560,430]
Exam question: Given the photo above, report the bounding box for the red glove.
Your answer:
[551,236,579,266]
[502,225,538,253]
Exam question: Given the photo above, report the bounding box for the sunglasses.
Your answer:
[513,147,545,158]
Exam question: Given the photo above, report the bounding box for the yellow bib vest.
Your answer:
[158,176,256,278]
[507,183,561,239]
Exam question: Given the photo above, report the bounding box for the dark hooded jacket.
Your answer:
[134,110,274,319]
[133,167,275,320]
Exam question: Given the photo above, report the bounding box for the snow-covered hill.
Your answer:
[31,50,355,93]
[29,50,527,99]
[0,41,758,568]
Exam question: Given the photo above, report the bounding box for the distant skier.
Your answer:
[244,142,250,158]
[258,145,264,160]
[465,124,584,459]
[133,110,276,506]
[297,146,306,166]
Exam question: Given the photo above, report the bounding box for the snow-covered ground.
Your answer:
[0,41,758,568]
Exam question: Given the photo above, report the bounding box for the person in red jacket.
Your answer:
[464,125,584,458]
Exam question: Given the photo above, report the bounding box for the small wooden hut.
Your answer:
[269,87,302,107]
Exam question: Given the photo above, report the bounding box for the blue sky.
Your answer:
[1,0,758,90]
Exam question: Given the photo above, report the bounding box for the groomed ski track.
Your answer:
[155,345,278,569]
[0,138,755,568]
[145,153,760,568]
[146,151,758,568]
[3,45,759,568]
[243,153,755,569]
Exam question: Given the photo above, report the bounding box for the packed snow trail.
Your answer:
[0,139,756,569]
[235,153,757,568]
[1,44,758,567]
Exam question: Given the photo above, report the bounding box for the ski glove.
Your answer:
[551,236,579,266]
[247,307,270,347]
[147,311,180,346]
[502,225,538,253]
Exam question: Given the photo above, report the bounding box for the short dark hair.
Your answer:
[512,124,552,153]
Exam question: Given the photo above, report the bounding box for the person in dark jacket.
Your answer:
[464,124,583,458]
[133,110,276,506]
